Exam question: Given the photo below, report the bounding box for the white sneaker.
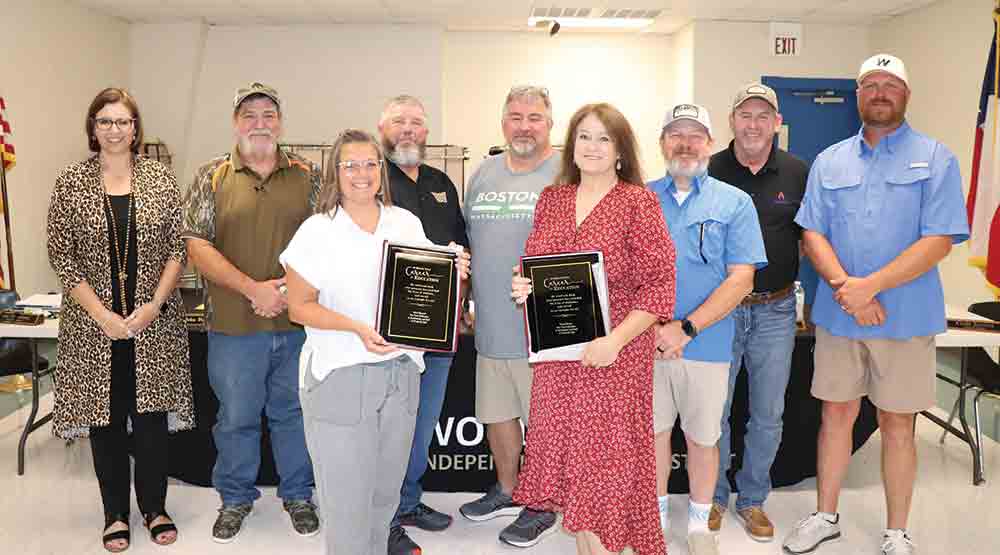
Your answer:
[688,530,720,555]
[881,530,915,555]
[782,513,841,554]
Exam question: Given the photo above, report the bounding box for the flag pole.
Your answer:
[0,154,30,392]
[0,155,14,292]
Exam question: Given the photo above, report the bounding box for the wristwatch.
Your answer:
[681,318,699,339]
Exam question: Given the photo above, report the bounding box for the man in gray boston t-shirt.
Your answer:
[458,85,561,548]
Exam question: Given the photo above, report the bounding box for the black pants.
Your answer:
[89,339,169,517]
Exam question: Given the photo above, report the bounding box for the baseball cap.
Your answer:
[732,82,779,112]
[662,103,712,138]
[233,82,281,111]
[857,54,909,88]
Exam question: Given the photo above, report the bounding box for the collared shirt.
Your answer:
[181,146,322,336]
[709,141,809,292]
[648,173,767,363]
[795,122,969,339]
[387,160,469,248]
[279,204,429,385]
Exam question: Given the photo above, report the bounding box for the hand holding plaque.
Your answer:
[376,242,462,352]
[519,251,611,362]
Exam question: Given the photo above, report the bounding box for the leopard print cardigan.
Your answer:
[46,155,195,438]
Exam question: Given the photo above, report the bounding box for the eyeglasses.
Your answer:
[93,117,135,131]
[337,159,383,174]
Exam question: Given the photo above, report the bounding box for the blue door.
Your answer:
[761,76,860,306]
[762,76,860,165]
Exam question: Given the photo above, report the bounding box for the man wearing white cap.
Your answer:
[648,103,767,555]
[784,55,969,555]
[706,83,810,542]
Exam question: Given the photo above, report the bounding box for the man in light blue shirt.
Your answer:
[784,54,969,555]
[648,103,767,555]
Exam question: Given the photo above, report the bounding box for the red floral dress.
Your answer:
[513,182,676,554]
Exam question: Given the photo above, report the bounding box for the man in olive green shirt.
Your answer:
[181,83,321,544]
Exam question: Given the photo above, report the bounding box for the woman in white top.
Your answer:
[280,129,469,555]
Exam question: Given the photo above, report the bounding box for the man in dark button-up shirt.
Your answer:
[377,94,469,555]
[705,83,809,544]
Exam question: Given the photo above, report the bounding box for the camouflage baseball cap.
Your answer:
[233,82,281,111]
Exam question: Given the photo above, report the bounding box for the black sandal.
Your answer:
[144,512,178,546]
[102,513,130,553]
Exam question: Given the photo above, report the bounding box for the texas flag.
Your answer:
[967,24,1000,291]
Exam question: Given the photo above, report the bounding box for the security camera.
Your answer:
[549,21,561,37]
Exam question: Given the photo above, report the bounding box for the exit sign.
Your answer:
[770,22,802,57]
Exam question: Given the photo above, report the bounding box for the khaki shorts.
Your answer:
[475,356,533,425]
[653,358,730,445]
[812,326,936,413]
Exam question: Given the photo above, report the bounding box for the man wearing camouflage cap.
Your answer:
[181,82,321,543]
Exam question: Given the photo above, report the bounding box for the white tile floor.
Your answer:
[2,394,998,555]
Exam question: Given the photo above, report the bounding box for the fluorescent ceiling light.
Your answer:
[528,16,653,29]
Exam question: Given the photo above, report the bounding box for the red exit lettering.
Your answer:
[774,37,797,55]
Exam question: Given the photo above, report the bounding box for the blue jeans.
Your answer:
[714,293,796,510]
[208,330,314,506]
[392,352,453,525]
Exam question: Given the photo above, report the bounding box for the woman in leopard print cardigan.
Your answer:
[46,88,194,552]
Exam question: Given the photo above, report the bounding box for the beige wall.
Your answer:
[2,2,994,306]
[672,24,695,108]
[692,20,872,149]
[128,21,208,185]
[873,0,995,309]
[0,0,129,295]
[443,31,674,184]
[130,23,444,184]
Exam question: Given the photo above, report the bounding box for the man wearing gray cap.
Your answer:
[784,54,969,555]
[706,83,809,542]
[648,103,766,555]
[182,82,321,543]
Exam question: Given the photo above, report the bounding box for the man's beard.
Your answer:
[508,136,538,158]
[238,131,276,157]
[386,139,425,167]
[861,98,906,129]
[667,156,708,178]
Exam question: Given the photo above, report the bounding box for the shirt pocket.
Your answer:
[685,218,726,266]
[818,177,862,264]
[884,166,929,239]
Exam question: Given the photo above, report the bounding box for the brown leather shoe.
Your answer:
[736,506,774,542]
[707,503,725,532]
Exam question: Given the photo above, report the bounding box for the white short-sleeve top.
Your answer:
[280,203,433,385]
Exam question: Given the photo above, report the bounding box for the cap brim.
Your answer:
[734,95,777,111]
[857,69,909,89]
[234,92,281,110]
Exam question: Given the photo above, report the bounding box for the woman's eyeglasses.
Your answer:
[93,118,136,131]
[337,159,383,174]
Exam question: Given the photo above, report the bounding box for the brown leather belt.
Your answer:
[741,284,795,306]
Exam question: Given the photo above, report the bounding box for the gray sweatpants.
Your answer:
[300,355,420,555]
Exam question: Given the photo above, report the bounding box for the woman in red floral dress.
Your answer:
[512,103,676,554]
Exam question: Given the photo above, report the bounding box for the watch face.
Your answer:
[682,319,697,338]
